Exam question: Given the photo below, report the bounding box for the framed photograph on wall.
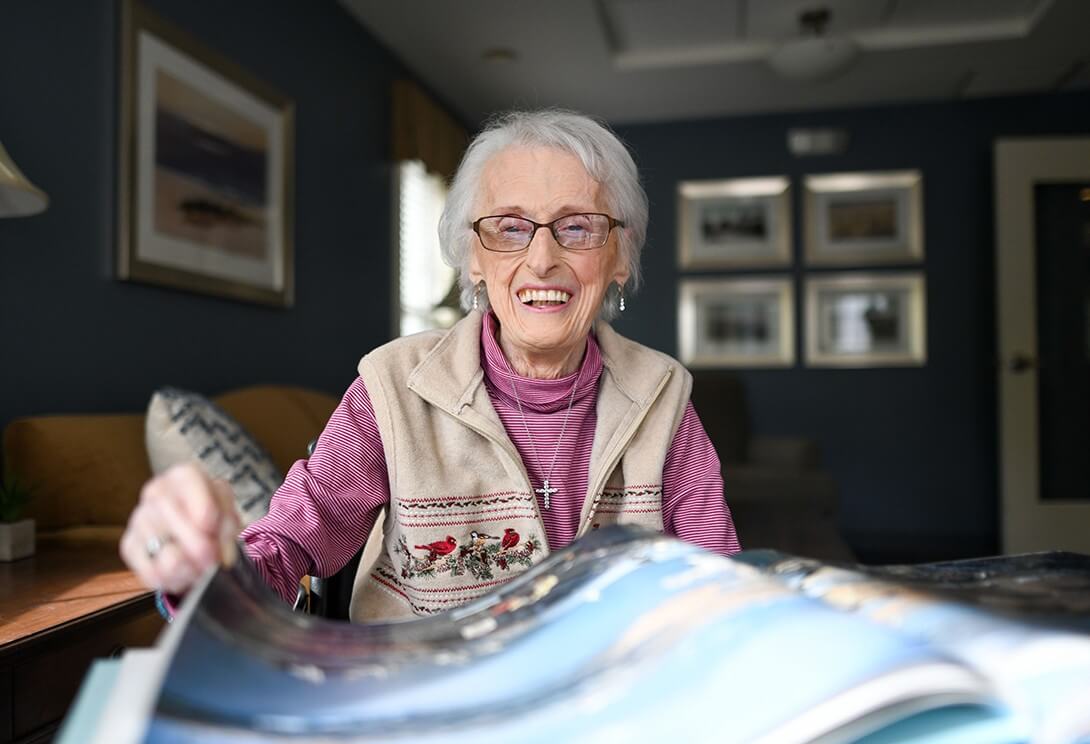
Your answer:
[804,170,923,266]
[118,0,295,306]
[678,277,795,368]
[805,272,927,367]
[678,177,792,269]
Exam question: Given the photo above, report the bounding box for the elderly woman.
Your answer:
[121,109,740,621]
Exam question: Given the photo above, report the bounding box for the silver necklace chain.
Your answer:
[510,376,578,510]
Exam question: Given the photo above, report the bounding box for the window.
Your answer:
[396,160,459,336]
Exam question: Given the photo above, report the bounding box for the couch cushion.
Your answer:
[3,413,151,530]
[146,387,283,526]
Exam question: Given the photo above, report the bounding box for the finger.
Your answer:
[150,539,199,595]
[210,479,242,566]
[209,479,241,531]
[121,508,193,593]
[163,463,222,534]
[120,517,163,590]
[134,493,205,592]
[157,483,220,571]
[159,465,240,568]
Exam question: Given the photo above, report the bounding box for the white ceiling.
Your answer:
[340,0,1090,126]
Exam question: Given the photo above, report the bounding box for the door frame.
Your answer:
[994,137,1090,554]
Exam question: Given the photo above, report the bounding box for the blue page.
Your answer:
[142,529,1017,743]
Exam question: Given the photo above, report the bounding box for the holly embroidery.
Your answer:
[396,528,542,581]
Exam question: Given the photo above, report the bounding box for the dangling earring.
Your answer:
[618,284,626,313]
[472,282,482,312]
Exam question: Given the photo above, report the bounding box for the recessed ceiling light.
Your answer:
[482,48,517,64]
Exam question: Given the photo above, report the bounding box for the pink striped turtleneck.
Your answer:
[241,314,740,604]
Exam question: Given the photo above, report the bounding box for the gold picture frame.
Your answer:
[804,170,923,266]
[118,0,295,306]
[805,272,927,367]
[677,177,792,269]
[678,277,795,368]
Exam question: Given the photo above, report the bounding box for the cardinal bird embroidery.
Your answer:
[501,528,520,551]
[397,530,542,581]
[415,536,458,562]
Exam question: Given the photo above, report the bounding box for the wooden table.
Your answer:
[0,534,161,743]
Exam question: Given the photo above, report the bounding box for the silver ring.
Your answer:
[145,534,170,560]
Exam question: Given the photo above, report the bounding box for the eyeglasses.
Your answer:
[472,212,625,252]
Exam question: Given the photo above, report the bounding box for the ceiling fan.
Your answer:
[767,7,860,82]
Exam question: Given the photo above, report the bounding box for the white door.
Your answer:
[994,138,1090,554]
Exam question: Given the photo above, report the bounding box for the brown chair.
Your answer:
[691,371,854,561]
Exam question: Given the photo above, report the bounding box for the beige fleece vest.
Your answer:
[349,311,692,622]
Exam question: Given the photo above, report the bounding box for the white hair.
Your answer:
[437,109,648,321]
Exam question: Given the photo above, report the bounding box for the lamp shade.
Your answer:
[768,36,860,82]
[0,140,48,217]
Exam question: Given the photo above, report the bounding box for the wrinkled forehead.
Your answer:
[475,145,607,217]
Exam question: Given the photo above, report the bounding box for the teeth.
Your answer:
[518,289,571,304]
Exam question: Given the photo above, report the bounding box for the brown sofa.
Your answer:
[2,385,338,544]
[691,371,854,561]
[3,373,850,564]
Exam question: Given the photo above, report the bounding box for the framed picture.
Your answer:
[678,277,795,368]
[805,273,927,367]
[118,0,295,306]
[678,177,792,268]
[804,170,923,266]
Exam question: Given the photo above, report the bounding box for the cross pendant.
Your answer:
[536,480,557,510]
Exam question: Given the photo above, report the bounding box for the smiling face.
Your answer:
[469,146,629,375]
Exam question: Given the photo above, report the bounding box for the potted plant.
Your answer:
[0,474,34,561]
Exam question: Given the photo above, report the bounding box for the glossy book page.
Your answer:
[131,529,1090,743]
[740,549,1090,744]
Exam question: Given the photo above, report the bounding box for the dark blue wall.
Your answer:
[612,91,1090,561]
[0,0,403,429]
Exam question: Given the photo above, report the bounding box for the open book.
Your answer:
[90,527,1090,743]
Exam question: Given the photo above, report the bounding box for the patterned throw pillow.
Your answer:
[145,387,284,526]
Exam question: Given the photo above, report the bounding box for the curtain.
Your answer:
[391,79,468,182]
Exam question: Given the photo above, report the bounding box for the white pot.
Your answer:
[0,518,35,561]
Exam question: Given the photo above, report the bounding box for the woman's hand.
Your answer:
[120,463,241,595]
